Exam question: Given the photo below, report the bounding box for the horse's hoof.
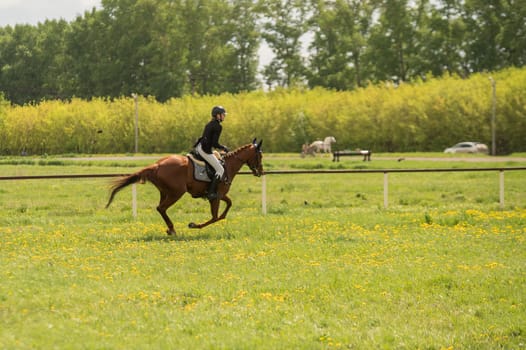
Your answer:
[188,222,197,229]
[166,229,176,236]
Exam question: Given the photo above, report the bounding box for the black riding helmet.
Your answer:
[211,105,226,117]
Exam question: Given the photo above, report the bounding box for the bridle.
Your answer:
[248,149,263,177]
[234,148,262,177]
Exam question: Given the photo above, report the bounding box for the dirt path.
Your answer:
[374,156,526,163]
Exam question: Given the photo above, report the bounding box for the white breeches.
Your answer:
[196,144,224,178]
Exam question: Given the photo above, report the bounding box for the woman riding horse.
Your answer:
[195,106,229,200]
[106,139,264,236]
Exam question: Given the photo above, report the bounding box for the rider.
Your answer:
[195,105,229,200]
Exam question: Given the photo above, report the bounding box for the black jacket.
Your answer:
[198,119,226,153]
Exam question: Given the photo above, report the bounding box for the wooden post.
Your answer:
[132,93,139,154]
[489,77,496,156]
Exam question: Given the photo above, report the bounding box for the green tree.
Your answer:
[366,0,416,83]
[143,0,189,101]
[461,0,526,71]
[0,20,76,103]
[64,8,114,98]
[36,20,70,100]
[498,0,526,67]
[415,0,467,77]
[308,0,376,89]
[258,0,309,88]
[2,0,526,104]
[98,0,163,97]
[224,0,260,92]
[179,0,240,95]
[0,25,41,104]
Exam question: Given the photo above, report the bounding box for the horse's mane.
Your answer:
[224,144,253,159]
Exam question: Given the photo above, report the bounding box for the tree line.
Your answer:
[0,0,525,105]
[1,67,524,155]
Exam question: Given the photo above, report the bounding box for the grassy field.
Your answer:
[1,154,525,349]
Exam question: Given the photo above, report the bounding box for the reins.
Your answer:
[224,144,260,177]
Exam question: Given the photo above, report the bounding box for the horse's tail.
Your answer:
[105,164,157,208]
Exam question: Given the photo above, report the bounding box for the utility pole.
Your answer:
[131,93,139,218]
[132,93,139,153]
[489,77,496,156]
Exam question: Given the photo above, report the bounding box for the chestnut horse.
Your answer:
[106,139,264,235]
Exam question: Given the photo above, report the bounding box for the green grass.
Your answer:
[1,154,525,349]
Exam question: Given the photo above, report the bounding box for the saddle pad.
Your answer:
[187,153,207,167]
[187,155,212,182]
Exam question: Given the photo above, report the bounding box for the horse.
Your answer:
[308,136,336,154]
[322,136,336,153]
[105,139,264,235]
[301,143,317,157]
[309,140,324,153]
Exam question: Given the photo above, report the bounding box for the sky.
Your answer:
[0,0,101,27]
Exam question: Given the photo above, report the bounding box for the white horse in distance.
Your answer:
[309,136,336,153]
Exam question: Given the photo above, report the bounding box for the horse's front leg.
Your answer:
[188,198,221,229]
[218,195,232,220]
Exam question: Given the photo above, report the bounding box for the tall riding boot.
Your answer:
[207,176,219,200]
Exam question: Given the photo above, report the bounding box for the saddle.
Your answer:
[187,149,223,182]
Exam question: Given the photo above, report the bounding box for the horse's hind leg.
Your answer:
[157,192,183,235]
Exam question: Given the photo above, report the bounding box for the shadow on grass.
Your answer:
[137,228,238,242]
[137,232,214,242]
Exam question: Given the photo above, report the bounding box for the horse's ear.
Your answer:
[252,138,257,145]
[257,140,263,150]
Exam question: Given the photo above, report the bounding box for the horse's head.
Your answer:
[225,139,264,177]
[248,139,264,177]
[325,136,336,143]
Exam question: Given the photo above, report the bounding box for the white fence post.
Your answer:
[383,172,388,209]
[499,170,504,209]
[262,175,267,215]
[132,184,137,218]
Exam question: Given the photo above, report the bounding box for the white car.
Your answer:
[444,142,488,154]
